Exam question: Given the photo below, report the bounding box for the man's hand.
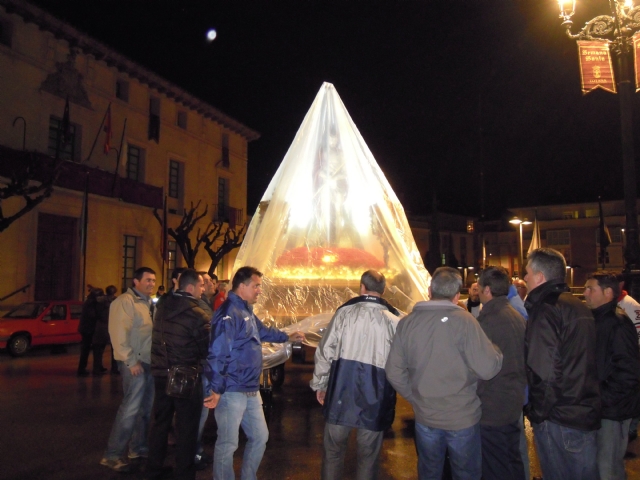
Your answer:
[316,390,326,405]
[289,331,306,343]
[129,362,143,376]
[204,391,221,409]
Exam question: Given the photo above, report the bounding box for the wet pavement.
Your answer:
[2,344,640,479]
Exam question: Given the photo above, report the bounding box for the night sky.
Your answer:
[30,0,640,219]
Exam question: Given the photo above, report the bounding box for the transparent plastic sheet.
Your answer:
[236,83,432,367]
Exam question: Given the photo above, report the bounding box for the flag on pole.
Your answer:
[103,105,112,154]
[527,213,541,255]
[120,138,128,170]
[599,197,611,250]
[62,96,71,146]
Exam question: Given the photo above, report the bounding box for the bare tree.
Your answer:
[202,221,247,278]
[153,201,209,268]
[0,151,61,233]
[154,200,247,274]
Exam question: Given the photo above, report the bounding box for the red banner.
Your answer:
[634,32,640,92]
[577,40,616,94]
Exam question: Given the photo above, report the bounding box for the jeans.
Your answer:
[103,361,154,460]
[532,420,597,480]
[147,376,202,480]
[77,332,93,372]
[519,414,530,480]
[414,422,481,480]
[597,418,632,480]
[480,420,525,480]
[197,382,209,455]
[322,423,384,480]
[213,391,269,480]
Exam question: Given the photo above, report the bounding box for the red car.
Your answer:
[0,300,83,357]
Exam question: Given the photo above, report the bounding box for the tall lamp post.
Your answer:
[509,217,532,278]
[558,0,640,298]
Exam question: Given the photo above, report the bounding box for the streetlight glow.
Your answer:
[559,0,576,17]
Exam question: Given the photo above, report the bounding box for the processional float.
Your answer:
[234,82,431,368]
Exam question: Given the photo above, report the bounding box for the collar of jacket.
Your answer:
[336,294,400,316]
[413,299,463,311]
[173,290,195,299]
[130,287,151,303]
[478,295,509,315]
[590,299,618,320]
[227,291,253,312]
[524,280,569,309]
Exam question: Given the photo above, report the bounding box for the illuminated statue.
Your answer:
[234,83,430,341]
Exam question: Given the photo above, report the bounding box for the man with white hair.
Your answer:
[524,248,600,480]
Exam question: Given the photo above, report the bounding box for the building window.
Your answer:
[562,211,578,219]
[116,79,130,102]
[585,208,598,218]
[0,20,12,47]
[466,220,474,233]
[596,227,622,244]
[217,177,228,219]
[122,235,138,291]
[126,145,144,182]
[547,229,570,246]
[169,160,183,199]
[167,240,177,286]
[47,116,78,161]
[177,110,188,130]
[221,133,230,167]
[149,96,161,142]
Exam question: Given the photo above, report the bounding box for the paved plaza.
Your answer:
[2,345,640,479]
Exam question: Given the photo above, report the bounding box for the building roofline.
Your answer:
[0,0,261,142]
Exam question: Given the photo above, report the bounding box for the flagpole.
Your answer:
[111,118,127,194]
[85,103,110,163]
[162,194,168,285]
[80,171,89,299]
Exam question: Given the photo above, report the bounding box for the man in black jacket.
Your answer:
[584,270,640,480]
[524,248,600,480]
[476,266,527,480]
[146,269,211,480]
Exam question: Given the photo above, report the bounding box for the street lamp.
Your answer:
[558,0,640,298]
[510,217,532,278]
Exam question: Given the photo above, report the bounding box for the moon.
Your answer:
[206,29,217,41]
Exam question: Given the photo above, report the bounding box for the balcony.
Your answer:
[0,145,163,209]
[212,203,244,228]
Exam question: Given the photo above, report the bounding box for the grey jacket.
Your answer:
[108,288,153,367]
[385,300,503,430]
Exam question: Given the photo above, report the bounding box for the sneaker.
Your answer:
[100,457,130,472]
[128,451,148,460]
[195,452,212,464]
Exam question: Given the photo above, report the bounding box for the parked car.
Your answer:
[0,300,83,357]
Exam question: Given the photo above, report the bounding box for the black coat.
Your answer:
[593,300,640,421]
[151,291,212,377]
[77,298,98,336]
[524,280,601,431]
[92,295,114,345]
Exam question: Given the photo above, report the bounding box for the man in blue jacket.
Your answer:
[203,266,305,480]
[311,270,400,480]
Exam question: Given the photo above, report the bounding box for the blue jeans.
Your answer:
[532,420,597,480]
[213,392,269,480]
[597,418,632,480]
[103,361,154,459]
[322,423,384,480]
[414,422,481,480]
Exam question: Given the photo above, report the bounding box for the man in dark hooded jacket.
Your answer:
[146,269,211,480]
[584,270,640,480]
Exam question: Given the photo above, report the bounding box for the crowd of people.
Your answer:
[84,246,640,480]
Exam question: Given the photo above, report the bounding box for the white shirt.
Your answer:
[618,292,640,346]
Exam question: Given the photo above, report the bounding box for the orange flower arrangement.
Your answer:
[276,246,384,269]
